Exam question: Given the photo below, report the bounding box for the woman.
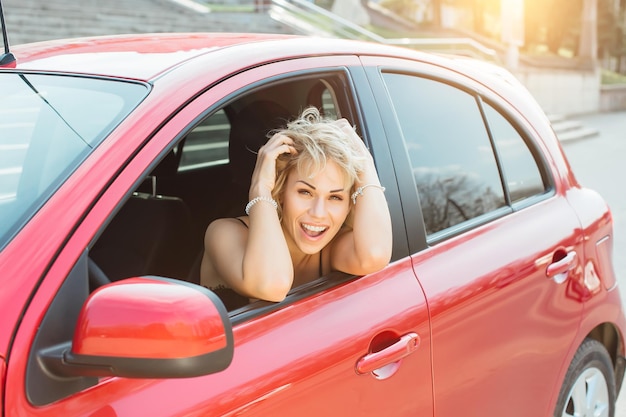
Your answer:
[200,107,392,308]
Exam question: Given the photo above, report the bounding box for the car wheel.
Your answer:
[554,338,615,417]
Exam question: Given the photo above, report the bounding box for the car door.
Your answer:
[6,57,433,416]
[362,55,586,416]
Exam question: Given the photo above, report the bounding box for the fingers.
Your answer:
[249,134,296,195]
[334,119,370,154]
[335,119,361,140]
[334,118,355,133]
[261,133,297,157]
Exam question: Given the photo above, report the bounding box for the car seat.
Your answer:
[226,99,292,216]
[90,150,194,284]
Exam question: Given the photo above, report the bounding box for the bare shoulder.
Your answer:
[205,217,248,246]
[326,225,351,251]
[201,217,249,287]
[201,218,248,282]
[206,217,248,232]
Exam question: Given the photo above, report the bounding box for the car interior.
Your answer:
[88,72,359,310]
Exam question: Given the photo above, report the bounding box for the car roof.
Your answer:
[8,32,520,87]
[7,31,503,82]
[8,32,300,80]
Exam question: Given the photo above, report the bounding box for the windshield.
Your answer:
[0,73,149,250]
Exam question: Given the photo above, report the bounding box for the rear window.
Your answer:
[0,73,148,250]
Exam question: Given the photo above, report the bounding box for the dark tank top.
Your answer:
[210,218,323,310]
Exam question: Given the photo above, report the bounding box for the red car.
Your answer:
[1,31,624,417]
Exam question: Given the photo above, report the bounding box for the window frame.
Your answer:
[479,96,555,211]
[85,64,407,322]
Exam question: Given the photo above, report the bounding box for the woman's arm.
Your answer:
[202,133,296,302]
[330,120,393,275]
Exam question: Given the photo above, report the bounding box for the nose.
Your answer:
[309,196,326,218]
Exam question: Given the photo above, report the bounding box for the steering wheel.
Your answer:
[88,256,111,291]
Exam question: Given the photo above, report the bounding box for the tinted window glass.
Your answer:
[179,109,230,171]
[0,73,148,249]
[321,88,338,118]
[178,76,345,173]
[482,103,546,202]
[382,73,506,235]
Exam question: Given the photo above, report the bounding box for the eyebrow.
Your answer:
[297,180,345,194]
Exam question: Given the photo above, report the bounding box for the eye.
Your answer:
[330,194,344,201]
[298,189,313,196]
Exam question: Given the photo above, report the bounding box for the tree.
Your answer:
[442,0,500,35]
[545,0,582,55]
[431,0,442,26]
[432,0,625,69]
[597,0,624,62]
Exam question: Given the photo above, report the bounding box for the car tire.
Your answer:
[554,338,616,417]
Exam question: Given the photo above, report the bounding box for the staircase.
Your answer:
[3,0,292,46]
[550,114,599,143]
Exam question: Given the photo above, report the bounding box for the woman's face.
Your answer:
[280,161,351,255]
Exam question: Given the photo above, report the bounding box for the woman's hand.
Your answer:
[249,133,297,198]
[333,118,373,162]
[333,118,379,186]
[328,118,392,276]
[206,132,297,303]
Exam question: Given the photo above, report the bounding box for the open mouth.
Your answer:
[301,223,328,238]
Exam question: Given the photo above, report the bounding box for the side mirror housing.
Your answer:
[41,277,233,378]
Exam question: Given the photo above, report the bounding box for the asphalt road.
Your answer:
[559,110,626,417]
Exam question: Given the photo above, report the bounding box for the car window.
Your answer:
[381,72,506,236]
[482,102,547,203]
[0,73,148,250]
[178,79,343,173]
[321,88,337,118]
[179,108,230,171]
[89,72,355,313]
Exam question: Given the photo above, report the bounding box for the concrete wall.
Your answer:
[510,61,626,116]
[600,84,626,113]
[512,66,602,116]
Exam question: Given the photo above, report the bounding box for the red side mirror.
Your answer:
[54,277,233,378]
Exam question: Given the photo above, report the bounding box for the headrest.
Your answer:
[141,149,180,196]
[150,149,179,179]
[228,100,291,187]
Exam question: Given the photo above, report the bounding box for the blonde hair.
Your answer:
[271,107,367,218]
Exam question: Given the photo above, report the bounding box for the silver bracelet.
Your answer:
[245,196,278,215]
[351,184,386,204]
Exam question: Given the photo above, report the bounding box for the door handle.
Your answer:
[546,251,577,284]
[356,332,419,375]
